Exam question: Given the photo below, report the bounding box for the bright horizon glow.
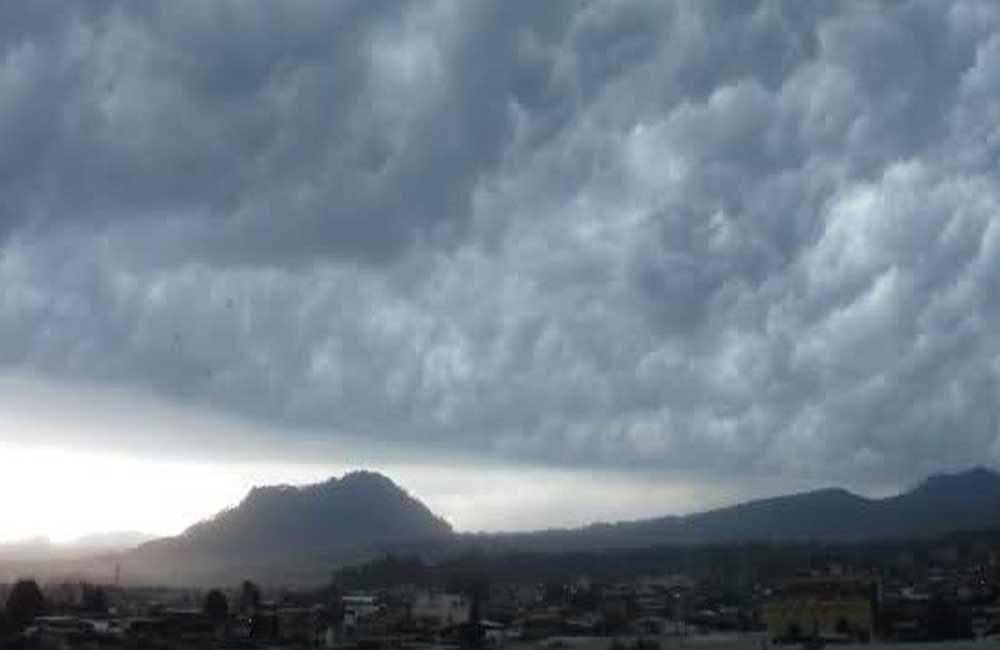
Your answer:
[0,373,903,543]
[0,373,772,542]
[0,438,863,545]
[0,442,349,543]
[0,441,710,543]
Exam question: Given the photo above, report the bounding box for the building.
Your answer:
[342,594,381,635]
[411,591,471,629]
[764,577,876,643]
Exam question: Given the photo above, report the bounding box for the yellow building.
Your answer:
[765,577,875,643]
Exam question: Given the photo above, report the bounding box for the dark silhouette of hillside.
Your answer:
[474,467,1000,551]
[177,470,452,552]
[123,471,452,585]
[337,527,1000,594]
[98,466,1000,585]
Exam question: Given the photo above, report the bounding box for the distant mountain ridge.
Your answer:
[14,466,999,586]
[0,531,154,562]
[0,531,154,582]
[479,467,1000,551]
[68,531,158,552]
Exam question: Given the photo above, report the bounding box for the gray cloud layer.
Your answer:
[2,0,1000,487]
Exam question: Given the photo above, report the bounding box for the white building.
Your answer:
[342,594,380,631]
[411,592,471,628]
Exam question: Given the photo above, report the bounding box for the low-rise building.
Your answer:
[764,577,876,643]
[411,591,471,629]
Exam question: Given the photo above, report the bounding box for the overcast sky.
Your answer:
[2,0,1000,540]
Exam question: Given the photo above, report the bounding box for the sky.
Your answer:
[2,0,1000,542]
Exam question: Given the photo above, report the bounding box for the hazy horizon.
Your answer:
[0,442,974,545]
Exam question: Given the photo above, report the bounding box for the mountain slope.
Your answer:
[478,467,1000,551]
[123,471,453,585]
[0,531,154,563]
[177,470,452,553]
[118,466,1000,586]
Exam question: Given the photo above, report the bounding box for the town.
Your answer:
[2,532,1000,650]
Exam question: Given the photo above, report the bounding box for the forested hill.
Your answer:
[468,467,1000,551]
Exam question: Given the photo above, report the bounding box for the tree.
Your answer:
[327,581,345,632]
[632,640,661,650]
[447,572,488,650]
[82,584,109,613]
[542,582,568,606]
[203,589,229,622]
[6,580,45,629]
[927,596,968,640]
[239,580,261,616]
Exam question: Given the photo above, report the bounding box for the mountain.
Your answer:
[0,531,155,584]
[80,466,1000,586]
[0,538,60,564]
[66,531,157,553]
[477,467,1000,552]
[175,470,453,552]
[122,471,453,585]
[0,531,153,562]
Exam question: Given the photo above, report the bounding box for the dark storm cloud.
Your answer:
[2,0,1000,487]
[1,1,580,262]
